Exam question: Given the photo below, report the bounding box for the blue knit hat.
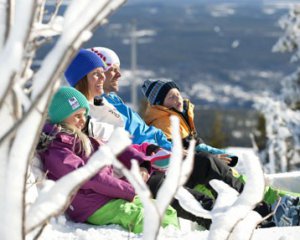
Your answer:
[141,79,179,105]
[48,86,90,124]
[64,49,106,87]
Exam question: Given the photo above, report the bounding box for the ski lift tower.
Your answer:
[130,20,138,110]
[130,20,156,110]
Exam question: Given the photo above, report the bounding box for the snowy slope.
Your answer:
[28,209,300,240]
[28,218,300,240]
[26,147,300,240]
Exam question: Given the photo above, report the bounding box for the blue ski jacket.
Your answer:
[103,92,172,151]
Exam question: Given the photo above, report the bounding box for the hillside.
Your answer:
[83,1,294,109]
[37,1,296,147]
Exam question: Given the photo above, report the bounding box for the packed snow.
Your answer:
[26,147,300,240]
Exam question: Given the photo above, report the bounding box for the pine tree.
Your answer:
[254,114,267,151]
[208,111,226,148]
[255,5,300,173]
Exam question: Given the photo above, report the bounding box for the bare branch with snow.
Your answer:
[176,150,265,240]
[108,117,194,240]
[0,1,126,240]
[257,4,300,173]
[26,127,130,235]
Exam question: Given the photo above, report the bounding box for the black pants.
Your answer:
[147,171,212,228]
[146,152,245,228]
[186,152,244,194]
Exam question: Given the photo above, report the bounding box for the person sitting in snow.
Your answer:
[37,86,298,232]
[63,48,236,172]
[141,78,300,222]
[61,49,245,228]
[78,46,234,166]
[62,49,300,229]
[38,86,248,231]
[36,86,180,233]
[65,46,172,151]
[141,78,238,167]
[63,49,247,215]
[65,47,240,201]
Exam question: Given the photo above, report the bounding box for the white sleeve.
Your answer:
[89,102,125,128]
[88,118,115,143]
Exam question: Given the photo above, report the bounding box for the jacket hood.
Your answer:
[144,99,194,125]
[144,104,171,125]
[36,123,57,151]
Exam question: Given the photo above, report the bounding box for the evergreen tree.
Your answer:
[255,5,300,173]
[208,112,226,148]
[254,114,267,151]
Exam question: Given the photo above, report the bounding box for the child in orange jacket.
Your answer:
[141,78,238,167]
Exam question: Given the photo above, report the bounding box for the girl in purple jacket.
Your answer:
[36,86,179,233]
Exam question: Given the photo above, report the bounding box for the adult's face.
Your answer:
[86,67,105,100]
[103,64,121,93]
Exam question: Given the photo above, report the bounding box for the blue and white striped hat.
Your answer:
[141,78,179,105]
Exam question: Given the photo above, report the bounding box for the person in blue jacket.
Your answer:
[63,48,244,188]
[63,48,300,228]
[87,47,237,165]
[87,47,173,151]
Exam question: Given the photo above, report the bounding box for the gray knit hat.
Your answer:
[141,79,179,105]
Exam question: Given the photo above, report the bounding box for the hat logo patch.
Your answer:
[68,97,80,110]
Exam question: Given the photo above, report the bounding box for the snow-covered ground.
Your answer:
[26,147,300,240]
[29,217,300,240]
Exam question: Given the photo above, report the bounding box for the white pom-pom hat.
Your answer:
[88,47,120,71]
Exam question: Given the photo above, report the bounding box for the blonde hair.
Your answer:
[59,122,93,157]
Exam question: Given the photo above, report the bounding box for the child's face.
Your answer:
[104,64,121,93]
[163,88,183,112]
[63,108,87,130]
[87,67,105,99]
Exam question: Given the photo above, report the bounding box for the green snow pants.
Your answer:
[87,196,179,233]
[194,169,300,205]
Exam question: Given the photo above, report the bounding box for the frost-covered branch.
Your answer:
[209,154,265,240]
[114,159,159,240]
[0,1,127,240]
[48,0,63,24]
[26,128,130,233]
[281,68,300,108]
[176,150,265,240]
[154,116,183,214]
[255,96,300,173]
[178,138,195,186]
[36,0,45,23]
[272,4,300,62]
[26,148,112,233]
[0,0,15,48]
[255,4,300,173]
[110,117,194,240]
[0,0,35,108]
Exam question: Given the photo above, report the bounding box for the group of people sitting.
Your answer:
[35,47,300,233]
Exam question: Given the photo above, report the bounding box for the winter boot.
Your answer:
[272,196,300,227]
